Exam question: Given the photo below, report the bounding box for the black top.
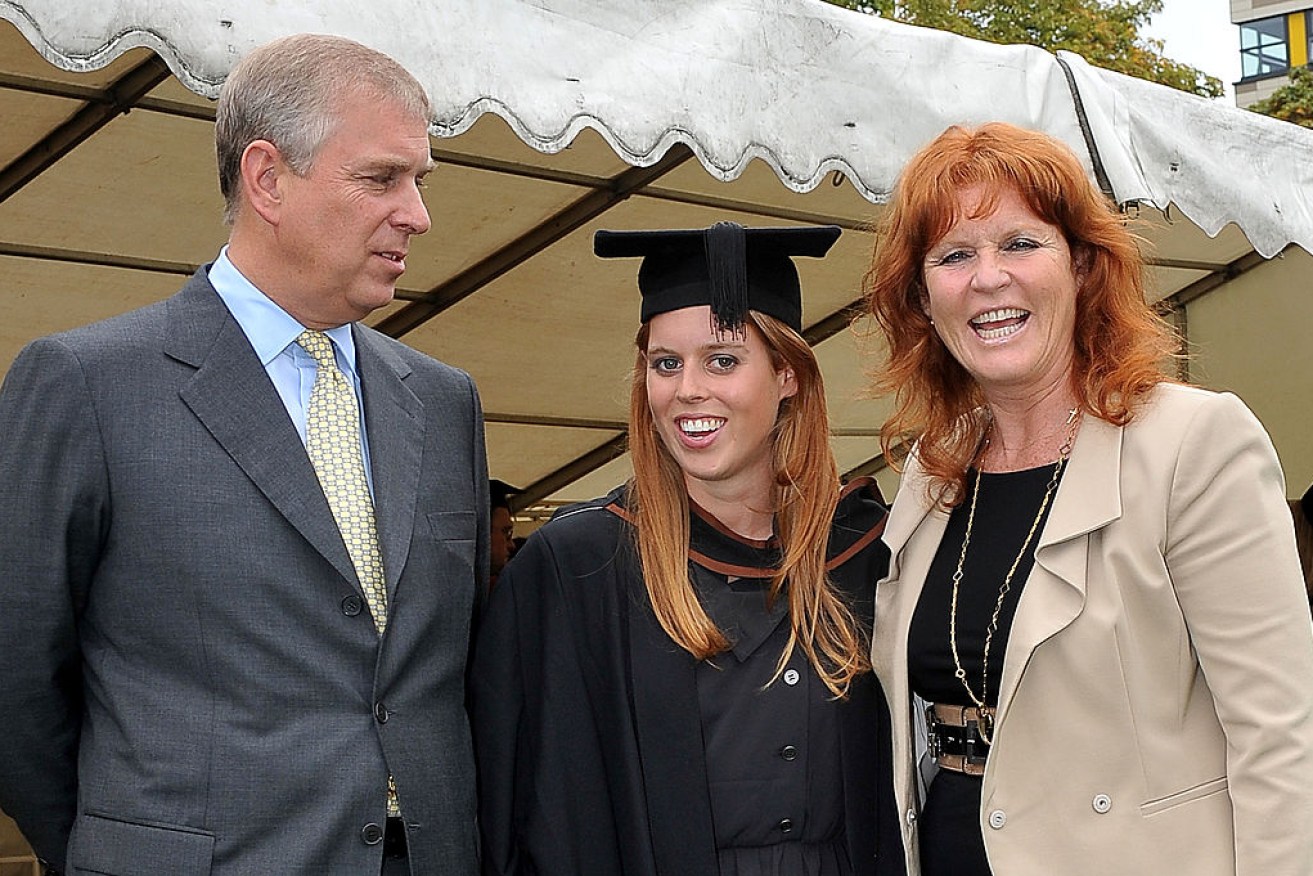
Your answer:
[908,465,1061,706]
[470,480,907,876]
[905,465,1062,876]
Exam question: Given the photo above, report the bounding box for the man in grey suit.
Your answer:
[0,34,486,875]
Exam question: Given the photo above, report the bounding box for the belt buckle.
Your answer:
[925,703,944,760]
[963,714,990,766]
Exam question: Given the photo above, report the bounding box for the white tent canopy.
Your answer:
[3,0,1312,516]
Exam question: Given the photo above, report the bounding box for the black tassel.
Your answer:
[705,221,749,335]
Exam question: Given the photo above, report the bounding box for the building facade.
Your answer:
[1232,0,1312,106]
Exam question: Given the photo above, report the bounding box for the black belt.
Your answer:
[384,816,408,860]
[926,703,994,776]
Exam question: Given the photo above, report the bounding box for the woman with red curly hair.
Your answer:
[864,122,1313,875]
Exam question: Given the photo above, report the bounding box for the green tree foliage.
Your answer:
[1248,66,1313,128]
[826,0,1223,99]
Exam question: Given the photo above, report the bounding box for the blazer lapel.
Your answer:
[998,415,1124,716]
[354,327,423,601]
[167,271,357,588]
[627,587,719,876]
[876,461,947,685]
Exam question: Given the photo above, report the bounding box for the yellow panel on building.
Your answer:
[1290,11,1309,66]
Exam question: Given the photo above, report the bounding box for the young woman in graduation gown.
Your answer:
[471,222,906,876]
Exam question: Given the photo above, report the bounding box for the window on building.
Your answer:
[1307,11,1313,67]
[1240,15,1289,78]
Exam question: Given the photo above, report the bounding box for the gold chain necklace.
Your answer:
[948,407,1081,744]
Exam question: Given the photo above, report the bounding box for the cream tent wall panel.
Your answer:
[384,161,592,290]
[1185,249,1313,496]
[0,89,77,162]
[144,74,215,111]
[0,110,226,260]
[484,422,624,491]
[542,454,633,509]
[1132,217,1258,302]
[792,231,869,323]
[814,325,891,432]
[0,257,183,370]
[396,227,635,421]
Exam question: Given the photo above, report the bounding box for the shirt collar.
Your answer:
[208,246,358,373]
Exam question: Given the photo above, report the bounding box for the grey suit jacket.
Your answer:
[0,270,488,874]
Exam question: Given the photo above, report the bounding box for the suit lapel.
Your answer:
[354,327,423,600]
[998,414,1124,717]
[167,271,358,588]
[627,584,719,876]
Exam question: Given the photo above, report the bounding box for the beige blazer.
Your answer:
[872,384,1313,875]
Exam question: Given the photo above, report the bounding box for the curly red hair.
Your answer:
[863,122,1179,505]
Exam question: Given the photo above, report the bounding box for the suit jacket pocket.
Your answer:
[427,509,476,541]
[72,812,214,876]
[1140,776,1229,817]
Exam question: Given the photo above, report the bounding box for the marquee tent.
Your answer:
[2,0,1312,519]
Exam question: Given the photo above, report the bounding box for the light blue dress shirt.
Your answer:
[207,247,374,494]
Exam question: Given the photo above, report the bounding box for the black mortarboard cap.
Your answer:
[593,222,841,333]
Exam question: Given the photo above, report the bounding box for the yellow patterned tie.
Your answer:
[298,330,388,631]
[297,330,401,817]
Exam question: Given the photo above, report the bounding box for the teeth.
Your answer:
[679,417,724,435]
[976,322,1023,340]
[970,307,1027,326]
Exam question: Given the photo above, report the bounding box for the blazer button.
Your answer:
[777,818,794,834]
[361,822,384,845]
[779,744,799,761]
[374,701,389,723]
[783,668,801,686]
[341,595,363,616]
[988,809,1007,830]
[1092,794,1112,814]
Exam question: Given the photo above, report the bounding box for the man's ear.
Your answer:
[238,140,286,225]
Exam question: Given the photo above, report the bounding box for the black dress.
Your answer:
[471,480,906,876]
[689,504,850,874]
[905,465,1059,876]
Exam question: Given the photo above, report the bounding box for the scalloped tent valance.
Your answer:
[5,0,1310,257]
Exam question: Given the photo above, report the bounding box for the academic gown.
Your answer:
[470,479,906,876]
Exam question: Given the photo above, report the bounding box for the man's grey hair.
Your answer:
[215,33,432,225]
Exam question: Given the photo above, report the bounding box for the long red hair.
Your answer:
[628,312,869,697]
